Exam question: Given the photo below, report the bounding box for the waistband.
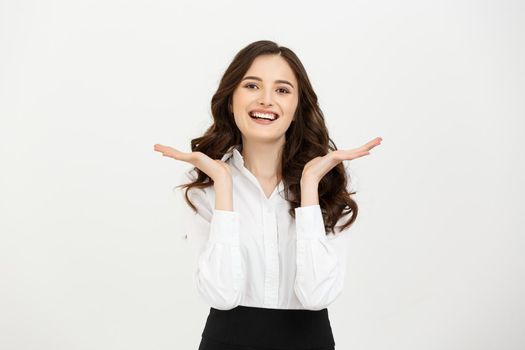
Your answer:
[201,305,335,349]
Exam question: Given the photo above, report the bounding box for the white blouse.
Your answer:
[180,144,353,311]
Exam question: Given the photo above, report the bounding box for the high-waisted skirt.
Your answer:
[197,305,335,350]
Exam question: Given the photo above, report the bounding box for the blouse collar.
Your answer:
[220,144,286,200]
[220,144,244,169]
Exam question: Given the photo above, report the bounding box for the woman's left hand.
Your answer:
[301,137,383,185]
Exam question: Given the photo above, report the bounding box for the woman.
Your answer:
[154,40,382,350]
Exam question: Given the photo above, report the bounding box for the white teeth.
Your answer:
[250,112,278,121]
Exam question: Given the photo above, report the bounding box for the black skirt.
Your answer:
[198,305,335,350]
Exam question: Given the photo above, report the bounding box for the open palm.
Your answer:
[301,137,383,184]
[153,144,232,182]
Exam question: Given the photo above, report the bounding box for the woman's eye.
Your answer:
[244,83,289,94]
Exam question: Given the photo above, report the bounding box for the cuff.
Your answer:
[209,209,240,244]
[294,204,327,240]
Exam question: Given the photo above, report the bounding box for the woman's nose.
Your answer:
[258,89,274,106]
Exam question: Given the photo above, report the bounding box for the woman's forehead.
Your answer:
[244,55,296,83]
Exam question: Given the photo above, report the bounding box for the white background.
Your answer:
[1,0,524,349]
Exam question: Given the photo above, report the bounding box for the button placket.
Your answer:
[262,202,279,307]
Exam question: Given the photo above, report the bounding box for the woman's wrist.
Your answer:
[299,179,319,207]
[214,178,234,211]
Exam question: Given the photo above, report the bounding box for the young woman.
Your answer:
[154,40,382,350]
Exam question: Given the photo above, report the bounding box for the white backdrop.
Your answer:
[1,0,524,349]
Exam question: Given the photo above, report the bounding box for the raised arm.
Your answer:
[153,144,244,310]
[294,137,382,310]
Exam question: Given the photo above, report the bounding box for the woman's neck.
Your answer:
[240,139,283,181]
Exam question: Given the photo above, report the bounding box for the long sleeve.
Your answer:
[293,204,350,310]
[186,187,244,310]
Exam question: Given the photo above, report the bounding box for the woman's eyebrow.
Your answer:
[242,76,295,89]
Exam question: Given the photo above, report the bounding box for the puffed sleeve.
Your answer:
[293,204,351,310]
[184,183,244,310]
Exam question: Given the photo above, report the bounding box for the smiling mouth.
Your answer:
[249,111,279,121]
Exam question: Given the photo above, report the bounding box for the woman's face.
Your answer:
[231,54,299,143]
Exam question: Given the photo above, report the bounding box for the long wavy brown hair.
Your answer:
[178,40,358,235]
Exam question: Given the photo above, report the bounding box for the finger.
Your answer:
[154,144,190,161]
[362,137,381,149]
[335,138,382,157]
[332,149,366,161]
[154,144,174,154]
[153,144,174,156]
[353,137,382,153]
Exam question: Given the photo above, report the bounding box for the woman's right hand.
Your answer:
[153,144,232,184]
